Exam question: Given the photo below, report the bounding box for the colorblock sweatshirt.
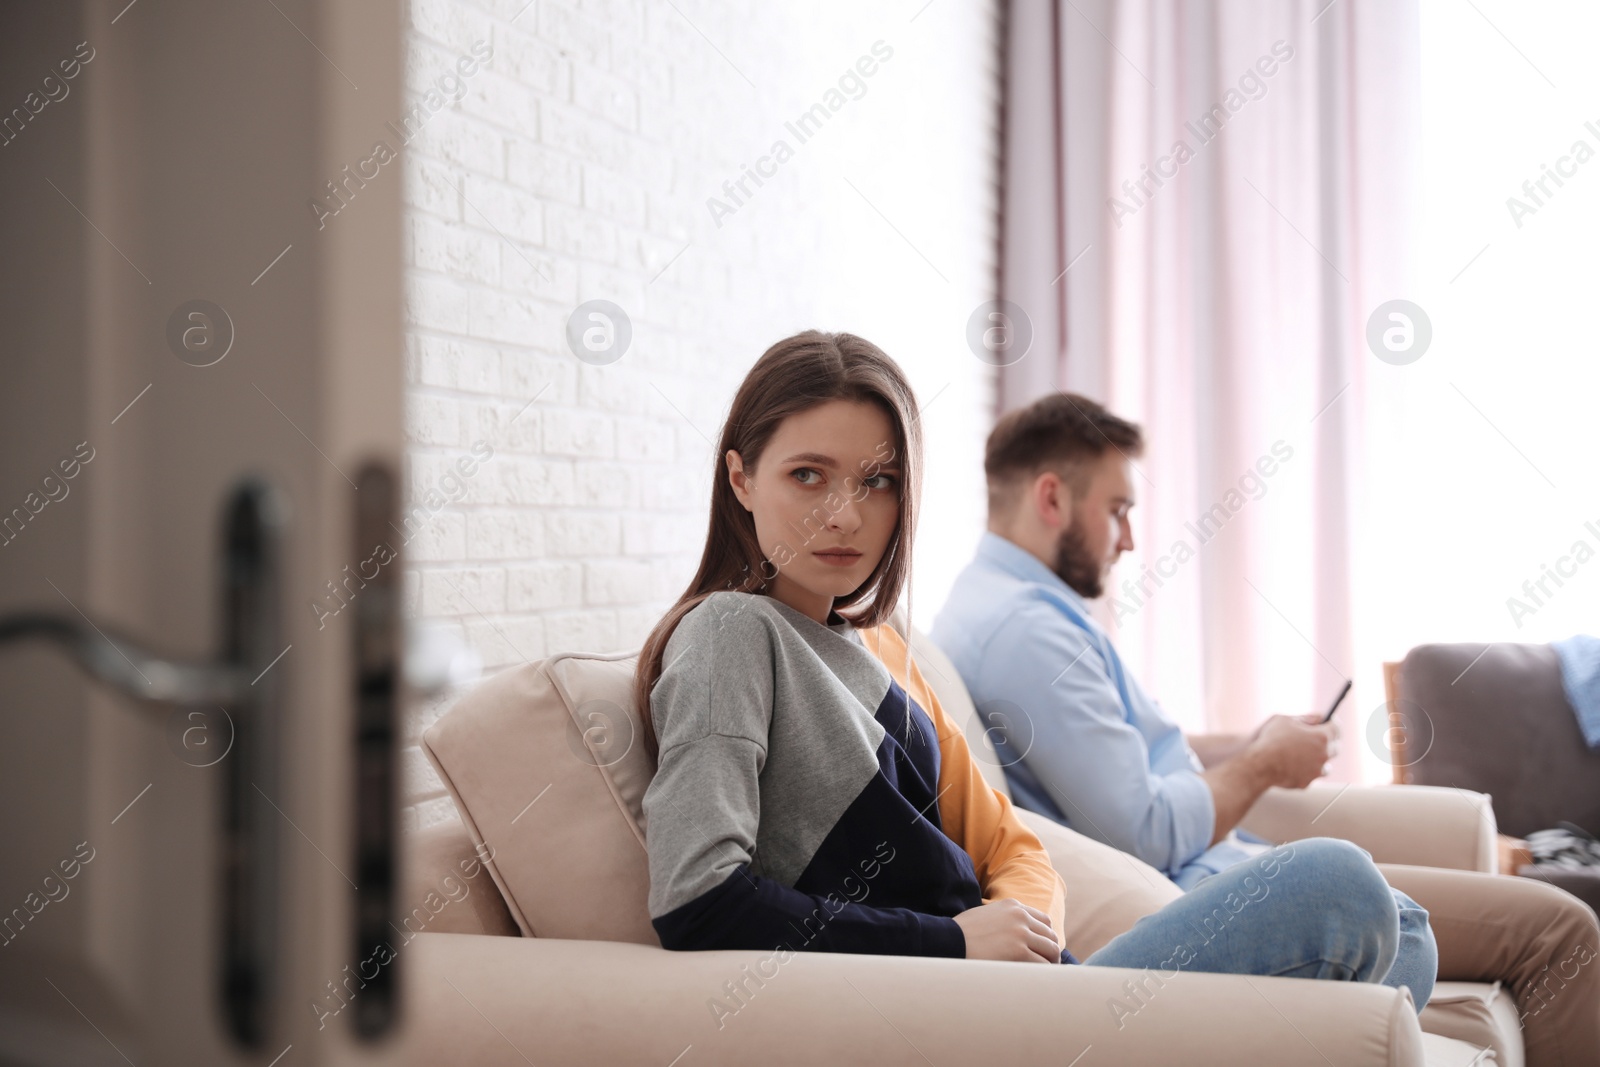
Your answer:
[642,590,1072,961]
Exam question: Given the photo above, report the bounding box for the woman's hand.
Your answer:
[953,899,1062,963]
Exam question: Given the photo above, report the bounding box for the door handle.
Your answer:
[0,470,466,1047]
[0,615,245,706]
[0,478,287,1049]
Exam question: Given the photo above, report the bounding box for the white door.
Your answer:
[1,2,413,1063]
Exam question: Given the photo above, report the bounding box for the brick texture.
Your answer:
[401,0,1004,828]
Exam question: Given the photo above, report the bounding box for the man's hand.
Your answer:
[953,899,1061,963]
[1201,715,1339,846]
[1252,714,1338,789]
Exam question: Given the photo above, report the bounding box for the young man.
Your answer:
[932,392,1600,1060]
[932,394,1327,889]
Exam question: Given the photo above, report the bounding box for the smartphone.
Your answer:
[1320,679,1352,724]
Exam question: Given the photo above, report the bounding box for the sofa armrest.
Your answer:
[406,933,1427,1066]
[1239,784,1498,873]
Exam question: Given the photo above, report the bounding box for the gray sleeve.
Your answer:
[642,593,775,918]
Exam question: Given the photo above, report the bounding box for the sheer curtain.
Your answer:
[1362,2,1600,700]
[999,0,1422,781]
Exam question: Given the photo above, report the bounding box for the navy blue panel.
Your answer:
[794,763,983,917]
[651,862,966,958]
[790,681,983,919]
[868,679,944,829]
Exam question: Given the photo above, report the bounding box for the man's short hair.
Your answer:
[984,393,1144,516]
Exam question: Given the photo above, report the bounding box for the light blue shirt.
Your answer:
[931,532,1268,889]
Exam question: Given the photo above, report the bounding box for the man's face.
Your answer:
[1052,452,1135,599]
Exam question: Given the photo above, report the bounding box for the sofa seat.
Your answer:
[401,928,1494,1066]
[400,927,1497,1067]
[398,817,1497,1066]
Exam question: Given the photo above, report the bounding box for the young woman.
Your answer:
[635,330,1433,999]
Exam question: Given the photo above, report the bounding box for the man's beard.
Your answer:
[1053,524,1104,599]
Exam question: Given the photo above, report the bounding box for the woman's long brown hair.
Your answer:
[633,330,922,762]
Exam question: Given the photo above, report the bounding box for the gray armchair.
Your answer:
[1389,641,1600,915]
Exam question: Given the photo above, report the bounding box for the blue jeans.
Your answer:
[1082,838,1437,1014]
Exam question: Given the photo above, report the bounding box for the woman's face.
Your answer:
[727,399,902,623]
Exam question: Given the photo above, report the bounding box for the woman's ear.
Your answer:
[727,449,754,511]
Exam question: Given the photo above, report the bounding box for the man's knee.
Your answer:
[1520,888,1599,1022]
[1535,880,1599,980]
[1503,873,1599,956]
[1293,837,1401,978]
[1292,837,1385,889]
[1546,883,1599,945]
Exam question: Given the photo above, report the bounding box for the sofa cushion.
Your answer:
[1419,1030,1499,1066]
[404,930,1439,1067]
[900,619,1013,800]
[1016,809,1184,958]
[420,650,658,943]
[399,820,519,938]
[1420,981,1524,1067]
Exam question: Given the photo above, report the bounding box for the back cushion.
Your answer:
[421,650,658,943]
[1015,809,1183,957]
[899,618,1013,799]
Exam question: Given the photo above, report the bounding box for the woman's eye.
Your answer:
[791,468,822,485]
[863,474,897,491]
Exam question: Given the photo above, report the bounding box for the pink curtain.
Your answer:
[999,0,1421,780]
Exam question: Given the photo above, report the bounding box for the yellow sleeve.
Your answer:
[861,624,1068,937]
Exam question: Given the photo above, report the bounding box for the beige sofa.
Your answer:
[397,626,1519,1066]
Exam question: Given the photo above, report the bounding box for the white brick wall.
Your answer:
[400,0,1005,829]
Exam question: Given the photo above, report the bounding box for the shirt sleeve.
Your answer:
[975,600,1215,876]
[641,595,966,957]
[861,625,1068,940]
